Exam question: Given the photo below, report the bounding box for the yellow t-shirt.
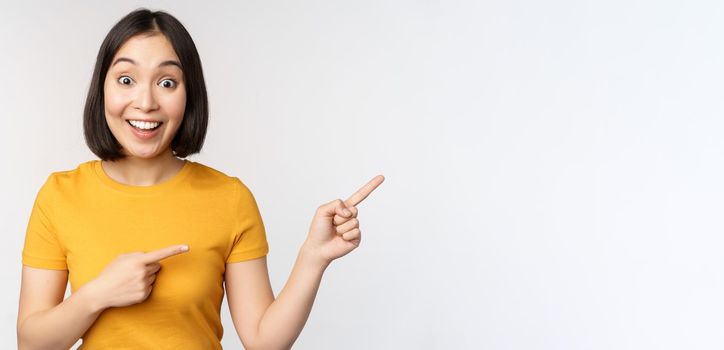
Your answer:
[22,159,269,349]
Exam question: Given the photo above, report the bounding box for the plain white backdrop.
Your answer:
[3,0,724,349]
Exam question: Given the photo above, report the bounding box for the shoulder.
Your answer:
[45,160,91,183]
[36,160,96,203]
[187,161,253,195]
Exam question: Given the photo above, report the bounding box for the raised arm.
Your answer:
[225,247,328,350]
[225,175,384,349]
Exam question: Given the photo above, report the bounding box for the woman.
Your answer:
[17,8,383,349]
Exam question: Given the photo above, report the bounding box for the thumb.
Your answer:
[318,199,350,218]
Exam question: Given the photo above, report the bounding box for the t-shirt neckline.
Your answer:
[92,159,193,195]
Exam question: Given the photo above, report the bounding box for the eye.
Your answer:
[117,75,134,85]
[159,79,177,89]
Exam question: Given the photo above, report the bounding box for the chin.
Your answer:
[122,147,162,159]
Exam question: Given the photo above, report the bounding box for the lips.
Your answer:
[126,120,163,139]
[126,120,163,130]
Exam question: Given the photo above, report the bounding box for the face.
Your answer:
[103,33,186,159]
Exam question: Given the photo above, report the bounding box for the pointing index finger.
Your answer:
[344,175,385,207]
[142,244,189,264]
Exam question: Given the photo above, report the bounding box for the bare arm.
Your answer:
[17,245,188,349]
[225,244,328,350]
[257,246,329,348]
[226,176,384,349]
[17,266,105,350]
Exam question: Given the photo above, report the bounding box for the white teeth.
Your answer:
[129,120,160,130]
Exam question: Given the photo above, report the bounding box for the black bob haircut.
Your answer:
[83,8,208,161]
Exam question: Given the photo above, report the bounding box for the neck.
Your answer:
[101,150,186,186]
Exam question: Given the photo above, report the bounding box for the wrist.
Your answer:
[300,241,332,270]
[78,280,108,314]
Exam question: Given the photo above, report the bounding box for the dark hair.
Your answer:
[83,8,208,161]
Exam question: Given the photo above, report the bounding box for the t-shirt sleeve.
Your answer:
[226,178,270,263]
[22,175,68,270]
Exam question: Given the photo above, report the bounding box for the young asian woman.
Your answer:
[17,8,384,350]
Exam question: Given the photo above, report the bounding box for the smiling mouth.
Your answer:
[126,120,163,131]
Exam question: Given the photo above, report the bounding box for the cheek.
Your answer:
[103,85,127,117]
[161,91,187,121]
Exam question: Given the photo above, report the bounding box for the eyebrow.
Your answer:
[111,57,182,69]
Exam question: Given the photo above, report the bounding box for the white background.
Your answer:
[3,0,723,349]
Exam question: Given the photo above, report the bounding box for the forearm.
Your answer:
[18,283,106,350]
[254,244,330,349]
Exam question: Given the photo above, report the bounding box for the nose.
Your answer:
[132,82,159,112]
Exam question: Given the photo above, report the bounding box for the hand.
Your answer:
[304,175,384,264]
[86,244,189,309]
